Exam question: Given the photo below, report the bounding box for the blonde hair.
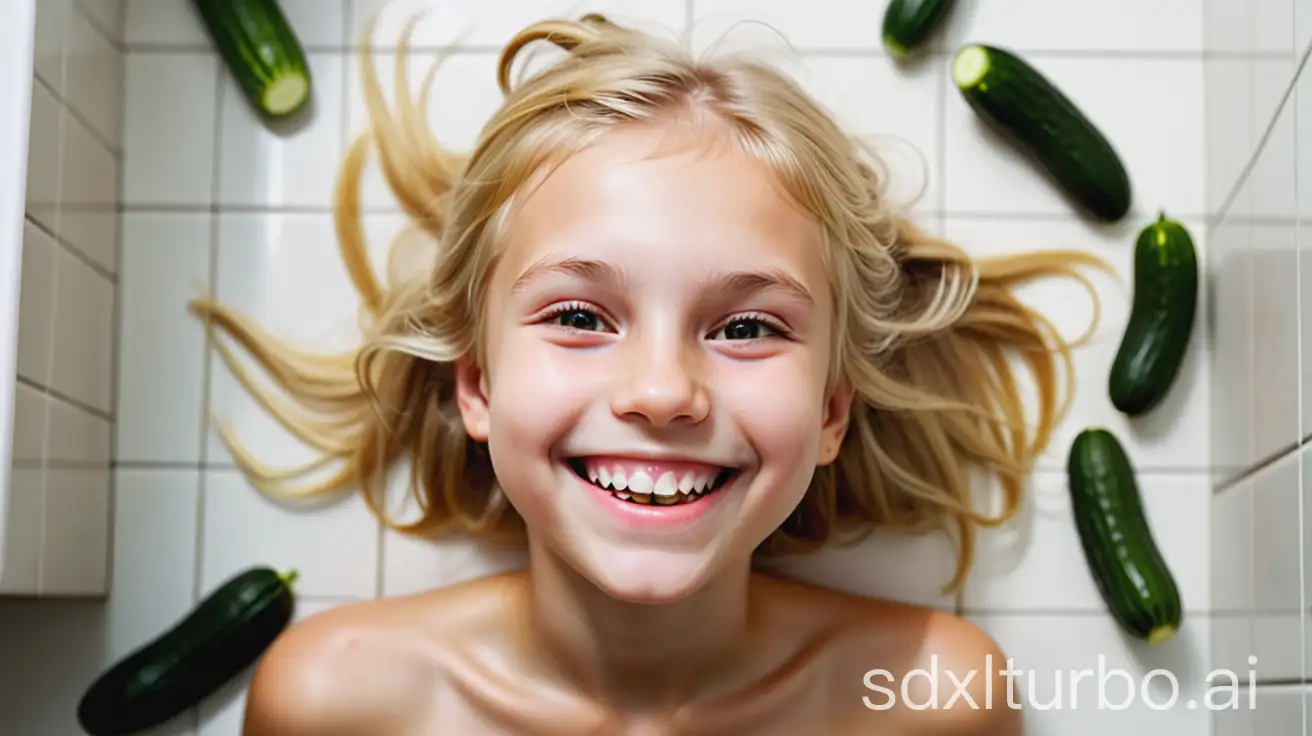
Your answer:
[190,14,1106,592]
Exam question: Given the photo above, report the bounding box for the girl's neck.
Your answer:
[520,538,758,709]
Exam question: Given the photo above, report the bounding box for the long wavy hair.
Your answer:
[189,13,1105,592]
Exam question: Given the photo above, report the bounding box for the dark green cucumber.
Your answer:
[77,567,299,736]
[1067,429,1181,643]
[882,0,958,58]
[1109,213,1199,416]
[190,0,312,118]
[951,44,1132,222]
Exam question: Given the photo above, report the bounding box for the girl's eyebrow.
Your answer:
[511,256,814,307]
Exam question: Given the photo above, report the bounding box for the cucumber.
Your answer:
[77,567,299,736]
[951,44,1132,222]
[189,0,312,118]
[1108,213,1198,416]
[882,0,958,58]
[1067,429,1181,643]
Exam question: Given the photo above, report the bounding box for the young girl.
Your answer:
[198,12,1103,735]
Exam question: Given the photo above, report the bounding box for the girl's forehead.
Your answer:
[495,125,826,276]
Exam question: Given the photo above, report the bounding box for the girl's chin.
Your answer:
[571,548,724,604]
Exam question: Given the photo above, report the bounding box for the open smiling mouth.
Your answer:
[566,458,737,506]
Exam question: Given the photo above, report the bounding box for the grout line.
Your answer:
[15,459,113,470]
[191,63,228,606]
[15,375,113,422]
[31,73,123,160]
[683,0,695,50]
[23,213,118,284]
[1211,441,1303,494]
[73,0,126,54]
[1210,39,1312,227]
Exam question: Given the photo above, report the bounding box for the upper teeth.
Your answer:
[588,466,717,496]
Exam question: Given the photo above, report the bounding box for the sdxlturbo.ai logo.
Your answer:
[863,655,1259,712]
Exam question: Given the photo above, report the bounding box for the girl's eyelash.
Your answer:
[719,311,788,335]
[536,303,790,338]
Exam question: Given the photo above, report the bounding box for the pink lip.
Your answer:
[571,466,736,530]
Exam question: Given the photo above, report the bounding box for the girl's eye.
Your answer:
[545,305,610,332]
[710,317,778,341]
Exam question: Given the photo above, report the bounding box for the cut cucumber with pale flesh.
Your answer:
[262,73,309,116]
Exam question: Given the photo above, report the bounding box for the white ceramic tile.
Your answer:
[123,53,219,205]
[277,0,349,47]
[0,469,44,593]
[1299,60,1312,219]
[11,384,47,463]
[48,249,115,413]
[16,221,57,385]
[1251,446,1301,615]
[1201,0,1249,53]
[1247,69,1298,220]
[24,82,61,230]
[201,470,379,599]
[1252,685,1308,733]
[206,212,390,466]
[33,0,71,92]
[691,0,887,52]
[40,468,112,594]
[346,51,505,211]
[127,0,345,47]
[1253,614,1303,681]
[968,613,1211,734]
[943,216,1209,469]
[107,470,200,662]
[76,0,124,41]
[59,112,119,272]
[64,4,123,146]
[1209,216,1254,479]
[123,0,208,46]
[217,53,345,209]
[382,529,528,597]
[1253,0,1298,53]
[1303,222,1312,439]
[944,0,1203,53]
[1210,616,1253,682]
[759,54,941,213]
[1206,59,1250,217]
[943,57,1204,219]
[46,400,110,464]
[116,213,212,463]
[1299,1,1312,59]
[963,471,1209,613]
[353,0,685,50]
[1211,484,1254,614]
[764,529,959,610]
[1230,58,1300,220]
[1249,221,1300,464]
[195,599,346,736]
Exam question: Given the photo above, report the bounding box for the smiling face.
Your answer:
[453,121,855,604]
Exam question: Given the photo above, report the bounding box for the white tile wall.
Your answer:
[1205,0,1312,730]
[4,0,121,599]
[0,0,124,731]
[22,0,1312,733]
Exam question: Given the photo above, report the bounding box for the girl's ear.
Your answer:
[818,377,856,465]
[453,355,491,441]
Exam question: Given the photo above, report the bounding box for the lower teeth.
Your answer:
[609,490,700,505]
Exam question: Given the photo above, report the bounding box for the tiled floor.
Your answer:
[11,0,1312,734]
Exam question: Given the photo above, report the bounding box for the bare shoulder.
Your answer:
[243,572,526,735]
[835,593,1022,735]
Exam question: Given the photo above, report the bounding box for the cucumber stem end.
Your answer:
[262,74,310,117]
[1146,625,1176,644]
[951,45,990,89]
[883,33,909,60]
[279,569,301,588]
